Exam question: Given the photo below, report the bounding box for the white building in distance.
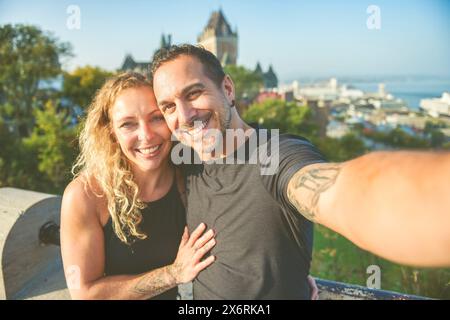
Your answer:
[420,92,450,118]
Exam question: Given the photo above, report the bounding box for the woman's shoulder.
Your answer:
[62,175,106,224]
[64,175,103,202]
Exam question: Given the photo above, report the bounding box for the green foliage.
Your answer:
[244,98,318,137]
[62,65,114,110]
[0,119,18,187]
[366,127,430,149]
[0,116,41,190]
[443,141,450,149]
[312,225,450,299]
[0,24,76,193]
[424,120,449,149]
[223,64,263,105]
[244,99,367,161]
[0,24,72,137]
[313,133,368,162]
[23,100,77,193]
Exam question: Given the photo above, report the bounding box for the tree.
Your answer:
[0,116,41,190]
[243,98,367,162]
[62,65,114,111]
[23,99,77,193]
[365,127,430,149]
[0,24,72,137]
[244,98,318,138]
[429,130,446,148]
[223,65,263,112]
[314,134,367,162]
[424,120,448,149]
[0,118,19,187]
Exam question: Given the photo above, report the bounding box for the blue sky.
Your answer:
[1,0,449,82]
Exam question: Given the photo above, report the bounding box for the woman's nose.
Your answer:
[138,122,155,141]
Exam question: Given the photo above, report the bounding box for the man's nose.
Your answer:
[177,102,197,127]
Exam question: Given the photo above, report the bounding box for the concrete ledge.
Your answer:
[0,187,69,299]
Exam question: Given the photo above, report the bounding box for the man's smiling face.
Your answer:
[152,54,234,155]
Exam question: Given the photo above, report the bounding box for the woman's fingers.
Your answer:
[194,255,216,273]
[194,238,216,262]
[180,226,189,247]
[187,223,207,247]
[173,225,216,283]
[193,228,214,250]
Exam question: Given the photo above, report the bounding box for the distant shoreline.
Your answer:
[287,77,450,111]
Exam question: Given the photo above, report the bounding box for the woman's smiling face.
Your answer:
[110,86,172,173]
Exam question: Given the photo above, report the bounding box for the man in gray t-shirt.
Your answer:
[150,44,450,299]
[180,132,324,299]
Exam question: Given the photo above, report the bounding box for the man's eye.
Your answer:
[163,104,176,114]
[187,90,201,100]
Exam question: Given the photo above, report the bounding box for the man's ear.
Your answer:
[222,75,235,104]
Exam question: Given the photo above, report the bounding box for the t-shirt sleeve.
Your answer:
[260,135,327,213]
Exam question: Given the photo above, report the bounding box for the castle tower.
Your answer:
[264,65,278,89]
[254,62,263,77]
[197,9,238,66]
[253,62,279,89]
[160,33,172,51]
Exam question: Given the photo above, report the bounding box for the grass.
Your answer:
[311,225,450,299]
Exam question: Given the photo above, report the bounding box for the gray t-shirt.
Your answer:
[181,130,326,299]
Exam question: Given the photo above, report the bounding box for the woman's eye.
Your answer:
[151,115,165,123]
[120,122,136,129]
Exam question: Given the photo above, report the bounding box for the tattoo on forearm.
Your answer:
[131,265,178,298]
[287,163,342,222]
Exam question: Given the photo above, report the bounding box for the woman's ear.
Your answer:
[222,75,235,105]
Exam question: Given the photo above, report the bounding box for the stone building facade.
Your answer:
[197,9,238,66]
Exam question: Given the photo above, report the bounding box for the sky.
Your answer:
[1,0,450,82]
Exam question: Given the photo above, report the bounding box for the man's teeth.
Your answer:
[139,145,161,154]
[189,118,209,136]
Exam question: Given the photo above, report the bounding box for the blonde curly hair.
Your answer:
[72,72,156,244]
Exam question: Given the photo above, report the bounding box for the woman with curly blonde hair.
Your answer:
[60,72,216,300]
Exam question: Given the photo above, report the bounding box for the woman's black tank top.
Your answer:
[103,179,186,300]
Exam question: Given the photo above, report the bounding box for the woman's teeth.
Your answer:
[138,144,161,154]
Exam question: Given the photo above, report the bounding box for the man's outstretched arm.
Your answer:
[287,151,450,267]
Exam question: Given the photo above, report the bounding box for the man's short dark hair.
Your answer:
[149,44,226,88]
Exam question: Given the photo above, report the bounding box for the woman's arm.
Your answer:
[60,179,215,300]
